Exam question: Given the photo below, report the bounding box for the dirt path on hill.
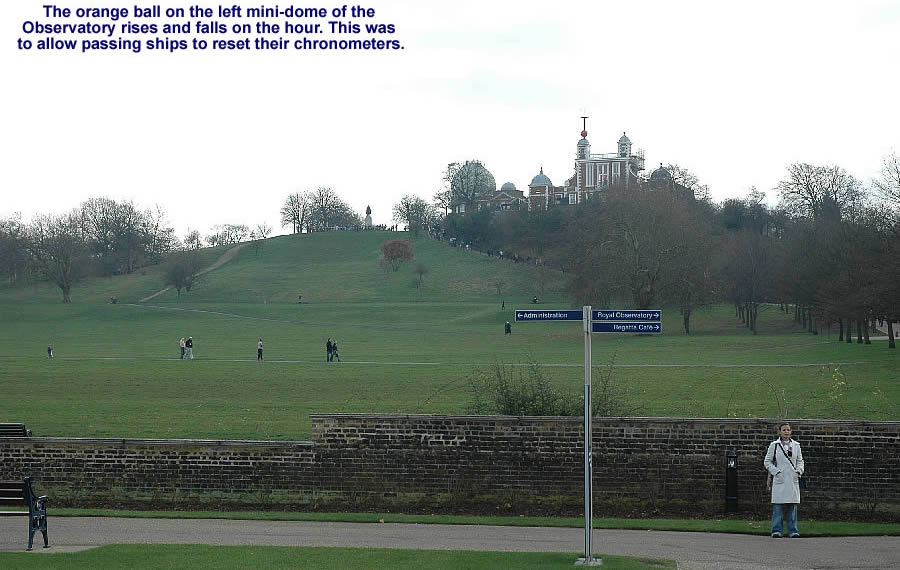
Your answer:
[139,245,245,302]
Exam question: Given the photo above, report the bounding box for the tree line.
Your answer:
[0,197,276,303]
[422,155,900,347]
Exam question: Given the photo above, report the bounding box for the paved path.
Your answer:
[2,517,898,569]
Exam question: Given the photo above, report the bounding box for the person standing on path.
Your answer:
[505,321,511,335]
[185,337,194,360]
[47,344,53,359]
[326,338,333,362]
[764,421,805,538]
[257,339,263,361]
[179,337,186,360]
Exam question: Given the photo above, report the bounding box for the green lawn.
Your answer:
[1,232,896,439]
[0,545,674,569]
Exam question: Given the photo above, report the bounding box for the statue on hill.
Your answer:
[365,205,373,229]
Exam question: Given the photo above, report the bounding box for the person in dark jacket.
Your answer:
[326,338,333,362]
[332,340,341,362]
[257,339,263,361]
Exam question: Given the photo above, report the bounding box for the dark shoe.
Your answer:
[771,533,782,538]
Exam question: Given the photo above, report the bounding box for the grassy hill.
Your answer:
[1,231,566,306]
[0,232,897,439]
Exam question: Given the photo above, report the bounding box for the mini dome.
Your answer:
[530,167,552,186]
[650,163,672,181]
[500,182,517,192]
[618,132,631,145]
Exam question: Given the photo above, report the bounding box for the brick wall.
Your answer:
[1,415,898,518]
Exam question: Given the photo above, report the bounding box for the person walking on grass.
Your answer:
[257,339,264,361]
[505,321,511,335]
[47,344,53,359]
[764,421,805,538]
[326,338,333,362]
[332,340,341,362]
[179,337,186,360]
[185,336,194,360]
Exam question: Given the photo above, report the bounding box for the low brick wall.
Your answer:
[1,415,897,518]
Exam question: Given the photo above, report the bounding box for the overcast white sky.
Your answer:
[2,0,898,238]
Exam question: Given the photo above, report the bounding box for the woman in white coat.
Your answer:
[763,422,805,538]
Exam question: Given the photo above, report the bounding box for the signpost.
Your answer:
[591,322,661,334]
[516,307,661,567]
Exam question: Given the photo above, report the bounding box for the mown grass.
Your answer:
[0,545,674,569]
[1,232,896,439]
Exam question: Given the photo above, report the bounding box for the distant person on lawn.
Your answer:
[326,338,333,362]
[47,345,53,359]
[185,337,194,360]
[332,340,341,362]
[179,337,186,360]
[257,339,264,361]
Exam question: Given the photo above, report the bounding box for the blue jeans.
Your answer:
[771,503,798,536]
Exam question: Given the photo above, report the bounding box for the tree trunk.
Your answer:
[61,284,71,303]
[889,320,896,349]
[864,320,871,345]
[846,319,853,343]
[801,306,807,329]
[838,319,844,342]
[683,308,691,335]
[857,319,864,344]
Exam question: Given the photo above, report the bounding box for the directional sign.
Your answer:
[592,309,661,322]
[515,309,584,322]
[592,322,662,334]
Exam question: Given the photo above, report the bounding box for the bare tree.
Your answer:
[206,224,250,247]
[777,163,864,220]
[27,210,90,303]
[250,222,272,255]
[183,229,202,250]
[393,194,435,237]
[449,160,496,213]
[664,163,710,201]
[873,152,900,207]
[433,188,452,217]
[0,214,30,285]
[165,250,203,295]
[308,187,360,229]
[280,191,312,234]
[414,262,430,289]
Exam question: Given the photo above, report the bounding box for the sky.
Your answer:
[2,0,899,239]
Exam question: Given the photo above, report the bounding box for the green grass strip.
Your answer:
[0,544,674,569]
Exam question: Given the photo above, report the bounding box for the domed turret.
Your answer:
[530,167,552,186]
[650,163,671,181]
[500,182,517,192]
[618,132,632,158]
[576,128,591,160]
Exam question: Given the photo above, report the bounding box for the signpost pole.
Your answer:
[578,305,599,565]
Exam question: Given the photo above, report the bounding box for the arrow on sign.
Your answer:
[591,322,662,334]
[515,310,584,322]
[592,310,661,322]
